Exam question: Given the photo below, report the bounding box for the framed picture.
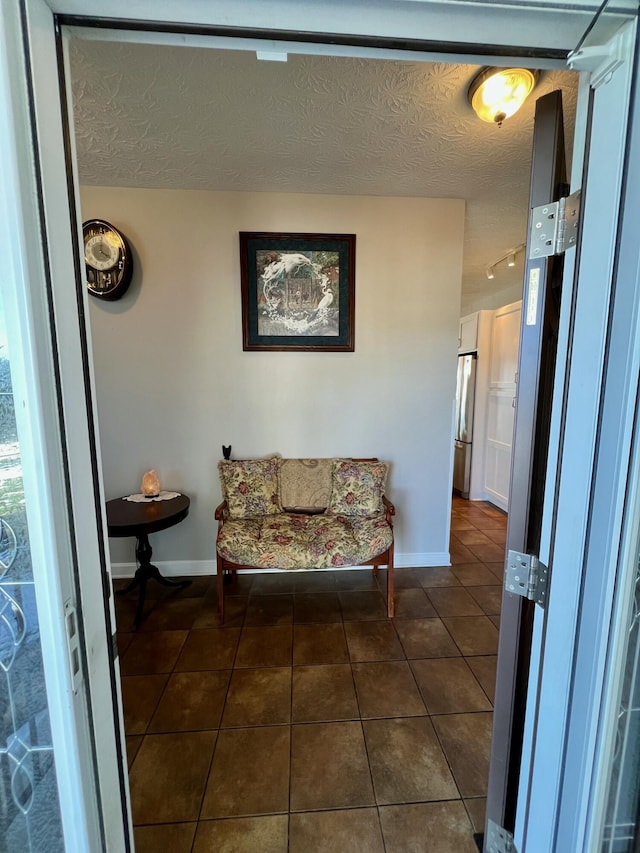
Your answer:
[239,232,355,351]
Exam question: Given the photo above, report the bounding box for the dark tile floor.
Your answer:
[115,496,505,852]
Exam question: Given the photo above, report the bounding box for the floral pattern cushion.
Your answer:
[327,460,389,517]
[349,515,394,562]
[217,513,393,569]
[218,458,282,519]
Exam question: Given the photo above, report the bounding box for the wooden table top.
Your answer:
[106,493,190,538]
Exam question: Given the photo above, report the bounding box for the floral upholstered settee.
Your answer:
[215,457,395,622]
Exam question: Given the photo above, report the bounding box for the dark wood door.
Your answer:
[483,89,567,847]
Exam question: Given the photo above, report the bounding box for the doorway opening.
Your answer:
[65,31,578,851]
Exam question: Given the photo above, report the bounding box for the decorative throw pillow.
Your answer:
[218,457,282,519]
[279,458,333,510]
[327,460,388,517]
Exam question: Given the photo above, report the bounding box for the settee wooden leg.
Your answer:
[372,565,379,577]
[216,553,225,624]
[386,546,395,618]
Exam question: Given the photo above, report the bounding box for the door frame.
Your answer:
[0,2,119,850]
[581,37,640,844]
[6,0,636,849]
[516,17,638,851]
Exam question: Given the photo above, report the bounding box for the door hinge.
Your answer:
[65,600,83,694]
[486,819,519,853]
[528,189,581,260]
[112,631,119,660]
[505,550,549,608]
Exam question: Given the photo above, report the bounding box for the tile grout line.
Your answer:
[356,676,386,850]
[193,575,242,838]
[288,622,294,849]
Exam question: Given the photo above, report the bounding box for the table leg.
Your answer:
[133,572,148,630]
[117,532,191,628]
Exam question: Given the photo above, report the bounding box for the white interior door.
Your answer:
[484,301,522,511]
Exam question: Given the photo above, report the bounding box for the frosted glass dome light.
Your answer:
[468,67,539,125]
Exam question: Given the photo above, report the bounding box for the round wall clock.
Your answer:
[83,219,133,300]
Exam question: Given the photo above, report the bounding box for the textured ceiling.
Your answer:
[69,41,578,303]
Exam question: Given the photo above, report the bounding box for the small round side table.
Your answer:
[106,493,191,629]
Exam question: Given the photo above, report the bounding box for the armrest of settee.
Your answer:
[383,495,396,526]
[215,500,228,522]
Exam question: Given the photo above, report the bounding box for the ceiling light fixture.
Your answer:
[485,244,526,281]
[468,67,540,126]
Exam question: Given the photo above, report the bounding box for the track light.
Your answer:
[485,244,525,281]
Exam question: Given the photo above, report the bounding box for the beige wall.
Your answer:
[81,187,465,572]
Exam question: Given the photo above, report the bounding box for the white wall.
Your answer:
[80,187,464,572]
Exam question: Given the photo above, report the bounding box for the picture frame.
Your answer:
[239,231,356,352]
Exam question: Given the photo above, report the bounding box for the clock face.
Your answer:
[83,219,133,300]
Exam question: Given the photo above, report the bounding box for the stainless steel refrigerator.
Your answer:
[453,352,477,499]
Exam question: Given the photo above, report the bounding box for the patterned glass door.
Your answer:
[0,292,64,850]
[600,522,640,852]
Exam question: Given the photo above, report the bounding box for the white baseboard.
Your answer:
[110,552,451,579]
[483,488,508,512]
[110,560,216,579]
[395,552,451,568]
